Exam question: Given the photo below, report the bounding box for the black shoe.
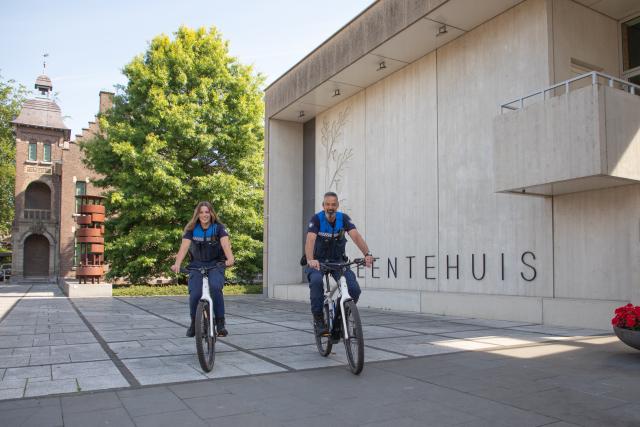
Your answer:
[186,317,195,337]
[215,317,228,337]
[313,313,329,337]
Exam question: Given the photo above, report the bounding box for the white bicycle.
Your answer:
[181,264,222,372]
[315,258,366,375]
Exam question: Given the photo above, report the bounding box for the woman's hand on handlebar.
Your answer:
[225,257,235,267]
[170,263,180,274]
[308,259,320,270]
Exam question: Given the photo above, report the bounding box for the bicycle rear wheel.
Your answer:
[315,304,332,356]
[343,300,364,375]
[195,300,216,372]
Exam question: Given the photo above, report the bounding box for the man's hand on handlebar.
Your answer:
[170,263,180,274]
[308,259,320,270]
[364,255,373,268]
[225,258,235,267]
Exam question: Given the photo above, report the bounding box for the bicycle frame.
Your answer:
[182,266,217,339]
[324,270,354,341]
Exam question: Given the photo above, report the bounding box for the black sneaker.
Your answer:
[215,317,228,337]
[186,317,195,337]
[313,313,329,337]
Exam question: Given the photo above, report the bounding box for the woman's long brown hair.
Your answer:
[184,201,219,232]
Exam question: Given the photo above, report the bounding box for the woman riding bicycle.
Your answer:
[171,201,235,337]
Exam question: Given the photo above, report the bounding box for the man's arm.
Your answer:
[305,232,320,270]
[347,229,373,267]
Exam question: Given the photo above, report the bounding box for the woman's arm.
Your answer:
[220,236,235,267]
[171,238,191,273]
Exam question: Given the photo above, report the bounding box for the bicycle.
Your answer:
[180,264,222,372]
[315,258,366,375]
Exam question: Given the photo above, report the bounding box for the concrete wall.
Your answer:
[267,0,640,329]
[551,0,620,82]
[266,119,303,296]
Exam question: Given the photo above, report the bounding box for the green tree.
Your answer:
[82,27,264,283]
[0,75,28,241]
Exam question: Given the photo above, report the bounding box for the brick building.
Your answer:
[11,74,111,283]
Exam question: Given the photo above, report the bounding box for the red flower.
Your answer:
[626,315,637,328]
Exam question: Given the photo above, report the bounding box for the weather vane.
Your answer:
[43,53,49,74]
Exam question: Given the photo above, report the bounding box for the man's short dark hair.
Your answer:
[323,191,338,199]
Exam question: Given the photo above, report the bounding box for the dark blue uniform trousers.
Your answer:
[305,266,361,314]
[188,263,225,319]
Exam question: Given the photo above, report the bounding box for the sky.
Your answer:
[0,0,373,137]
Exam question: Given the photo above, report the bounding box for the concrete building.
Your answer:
[11,74,111,283]
[263,0,640,329]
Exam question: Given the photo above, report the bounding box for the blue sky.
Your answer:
[0,0,372,136]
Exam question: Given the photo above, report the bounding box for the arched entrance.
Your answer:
[23,234,49,277]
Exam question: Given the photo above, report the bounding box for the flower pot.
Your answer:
[613,326,640,350]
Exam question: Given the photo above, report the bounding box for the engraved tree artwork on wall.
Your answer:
[320,106,353,197]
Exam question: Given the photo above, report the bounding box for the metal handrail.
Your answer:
[500,71,640,113]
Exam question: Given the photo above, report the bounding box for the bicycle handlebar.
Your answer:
[319,258,366,273]
[179,263,225,275]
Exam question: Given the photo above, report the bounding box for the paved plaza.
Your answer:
[1,283,639,426]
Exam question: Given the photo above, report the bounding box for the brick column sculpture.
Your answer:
[75,195,105,283]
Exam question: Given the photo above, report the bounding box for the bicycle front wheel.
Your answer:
[343,300,364,375]
[195,300,216,372]
[315,304,332,357]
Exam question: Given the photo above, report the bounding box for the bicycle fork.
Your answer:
[201,277,215,338]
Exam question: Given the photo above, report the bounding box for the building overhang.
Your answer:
[265,0,640,124]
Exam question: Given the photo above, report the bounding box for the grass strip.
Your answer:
[113,283,262,297]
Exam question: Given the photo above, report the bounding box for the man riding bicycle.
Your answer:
[304,192,373,336]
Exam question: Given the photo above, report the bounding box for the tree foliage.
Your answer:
[82,27,264,283]
[0,75,28,241]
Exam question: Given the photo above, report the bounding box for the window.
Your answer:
[43,144,51,163]
[28,143,37,161]
[622,16,640,84]
[75,181,87,213]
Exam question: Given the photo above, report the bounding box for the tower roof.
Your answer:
[35,74,52,92]
[12,74,70,139]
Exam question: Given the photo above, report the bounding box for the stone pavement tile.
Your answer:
[0,378,27,390]
[0,387,24,399]
[359,417,434,427]
[438,328,556,346]
[1,403,63,427]
[271,320,312,329]
[361,324,421,339]
[450,318,537,328]
[61,390,123,414]
[76,374,129,391]
[222,330,315,349]
[205,412,285,427]
[366,335,466,356]
[600,403,640,426]
[29,353,72,366]
[24,378,78,397]
[184,392,260,419]
[510,324,608,337]
[118,386,189,417]
[380,321,483,335]
[4,364,50,380]
[204,351,286,379]
[0,334,35,348]
[0,354,30,367]
[169,380,231,399]
[134,409,208,427]
[63,407,135,427]
[123,355,207,385]
[223,321,292,335]
[50,343,109,362]
[252,344,344,370]
[253,394,327,422]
